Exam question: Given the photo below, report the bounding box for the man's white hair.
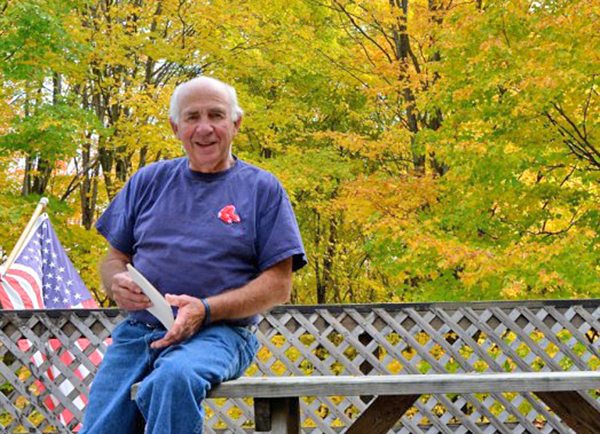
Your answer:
[169,76,243,125]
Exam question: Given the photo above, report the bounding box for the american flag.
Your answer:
[0,213,106,431]
[0,213,97,309]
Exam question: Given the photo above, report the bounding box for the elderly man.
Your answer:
[80,76,306,434]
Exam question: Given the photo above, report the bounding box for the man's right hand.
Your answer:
[111,271,153,310]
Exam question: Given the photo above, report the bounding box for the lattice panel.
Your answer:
[1,301,599,433]
[206,301,600,434]
[0,310,124,434]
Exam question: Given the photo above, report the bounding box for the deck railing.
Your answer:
[1,299,599,433]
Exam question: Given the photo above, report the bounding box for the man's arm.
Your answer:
[150,257,292,349]
[100,246,151,310]
[209,256,293,321]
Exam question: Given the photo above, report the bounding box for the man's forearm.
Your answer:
[100,247,131,299]
[206,257,293,322]
[150,258,294,349]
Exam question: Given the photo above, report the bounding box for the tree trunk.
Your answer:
[80,142,98,230]
[391,0,419,135]
[21,155,32,196]
[315,211,326,304]
[31,157,52,195]
[325,217,337,302]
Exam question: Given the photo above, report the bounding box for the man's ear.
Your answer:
[233,116,242,135]
[169,119,179,136]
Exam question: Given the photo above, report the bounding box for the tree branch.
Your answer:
[332,0,394,64]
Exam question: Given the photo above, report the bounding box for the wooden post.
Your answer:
[344,394,420,434]
[1,197,48,276]
[254,398,272,431]
[536,391,600,434]
[254,397,301,433]
[270,398,300,434]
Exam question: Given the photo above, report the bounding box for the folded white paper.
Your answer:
[126,264,175,330]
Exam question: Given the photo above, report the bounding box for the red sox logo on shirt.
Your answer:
[218,205,241,224]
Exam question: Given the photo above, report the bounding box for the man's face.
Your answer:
[170,81,241,173]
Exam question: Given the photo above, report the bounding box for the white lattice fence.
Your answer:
[0,300,599,433]
[0,309,122,433]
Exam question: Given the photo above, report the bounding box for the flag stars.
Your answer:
[8,216,96,310]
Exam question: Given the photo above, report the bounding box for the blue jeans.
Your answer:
[80,319,259,434]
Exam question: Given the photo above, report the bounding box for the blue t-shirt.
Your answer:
[96,157,307,325]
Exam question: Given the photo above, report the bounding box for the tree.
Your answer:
[341,0,600,300]
[1,0,598,304]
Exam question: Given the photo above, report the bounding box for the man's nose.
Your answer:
[194,119,213,136]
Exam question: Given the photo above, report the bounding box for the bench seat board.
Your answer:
[132,371,600,434]
[200,371,600,399]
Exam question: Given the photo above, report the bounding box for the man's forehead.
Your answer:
[179,90,230,118]
[181,81,230,103]
[181,103,228,114]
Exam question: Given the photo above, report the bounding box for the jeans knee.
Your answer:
[141,359,210,401]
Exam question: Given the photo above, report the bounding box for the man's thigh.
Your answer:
[81,320,167,434]
[133,324,259,433]
[150,324,259,388]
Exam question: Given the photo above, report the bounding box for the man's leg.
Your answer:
[80,320,167,434]
[134,324,259,434]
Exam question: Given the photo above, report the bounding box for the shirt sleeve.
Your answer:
[256,180,307,272]
[95,177,138,255]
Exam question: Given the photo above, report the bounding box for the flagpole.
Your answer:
[1,197,49,277]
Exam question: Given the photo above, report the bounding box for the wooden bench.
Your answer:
[131,371,600,434]
[3,301,600,433]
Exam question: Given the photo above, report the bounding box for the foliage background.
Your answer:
[1,0,599,306]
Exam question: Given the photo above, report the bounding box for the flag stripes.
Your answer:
[1,213,105,432]
[0,264,44,309]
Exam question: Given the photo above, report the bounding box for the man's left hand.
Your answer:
[150,294,206,349]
